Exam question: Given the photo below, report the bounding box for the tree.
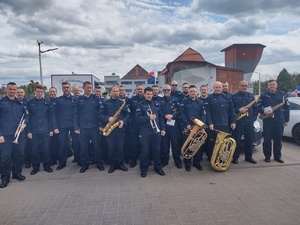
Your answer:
[252,80,268,95]
[276,68,297,93]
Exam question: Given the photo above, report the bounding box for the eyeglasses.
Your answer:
[171,84,178,87]
[163,89,171,92]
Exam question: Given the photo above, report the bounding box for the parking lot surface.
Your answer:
[0,138,300,225]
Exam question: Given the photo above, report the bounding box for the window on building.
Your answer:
[120,81,132,85]
[134,81,145,84]
[125,89,132,93]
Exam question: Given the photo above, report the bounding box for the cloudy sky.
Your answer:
[1,0,300,88]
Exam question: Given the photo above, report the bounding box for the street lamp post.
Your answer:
[253,71,261,95]
[37,40,58,86]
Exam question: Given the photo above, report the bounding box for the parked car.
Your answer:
[240,120,262,147]
[283,97,300,145]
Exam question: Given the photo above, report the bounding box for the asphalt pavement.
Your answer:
[0,137,299,225]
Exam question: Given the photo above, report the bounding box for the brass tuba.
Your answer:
[103,100,126,136]
[210,130,236,172]
[181,118,207,159]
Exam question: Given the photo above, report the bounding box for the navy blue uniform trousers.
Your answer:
[139,132,162,173]
[263,122,284,159]
[233,121,254,160]
[31,133,51,171]
[161,126,181,166]
[106,128,125,167]
[0,134,26,181]
[78,127,102,168]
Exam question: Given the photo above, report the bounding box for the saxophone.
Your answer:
[210,130,236,172]
[181,118,207,159]
[103,100,126,136]
[236,95,258,120]
[259,97,285,120]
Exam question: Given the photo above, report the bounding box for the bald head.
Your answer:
[213,81,222,94]
[239,80,248,93]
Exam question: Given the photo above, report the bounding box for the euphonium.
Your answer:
[181,118,207,159]
[210,129,236,172]
[103,100,126,137]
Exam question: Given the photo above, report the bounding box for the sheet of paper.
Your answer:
[263,106,272,111]
[167,119,175,126]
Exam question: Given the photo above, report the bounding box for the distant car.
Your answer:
[240,120,262,147]
[283,97,300,145]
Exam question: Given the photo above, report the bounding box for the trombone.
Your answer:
[13,114,26,144]
[147,105,160,133]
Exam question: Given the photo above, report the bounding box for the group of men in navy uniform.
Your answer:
[0,78,290,188]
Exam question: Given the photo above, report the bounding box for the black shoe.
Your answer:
[104,160,110,166]
[108,166,115,173]
[245,158,257,164]
[125,159,131,164]
[193,164,203,171]
[30,169,39,175]
[155,169,165,176]
[130,161,137,168]
[149,161,153,166]
[141,172,147,178]
[0,180,9,188]
[232,159,238,164]
[176,164,182,169]
[25,163,31,168]
[72,159,78,163]
[12,174,26,181]
[44,168,53,173]
[79,167,88,173]
[274,158,284,163]
[265,158,271,162]
[97,165,105,171]
[118,165,128,171]
[185,164,191,172]
[56,165,65,170]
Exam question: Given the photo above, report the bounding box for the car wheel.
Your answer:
[292,124,300,146]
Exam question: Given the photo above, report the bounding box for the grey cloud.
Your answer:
[191,0,300,17]
[0,0,54,16]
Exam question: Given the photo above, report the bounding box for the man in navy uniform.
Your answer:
[136,87,166,178]
[205,81,236,157]
[232,80,258,164]
[99,85,129,173]
[258,79,289,163]
[0,82,28,188]
[119,86,131,165]
[159,84,182,168]
[16,87,32,169]
[152,85,162,102]
[127,84,144,168]
[54,82,77,170]
[74,81,104,173]
[170,80,184,103]
[180,85,206,171]
[27,85,56,175]
[49,87,59,166]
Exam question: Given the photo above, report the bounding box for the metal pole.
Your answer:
[258,72,261,96]
[38,42,43,86]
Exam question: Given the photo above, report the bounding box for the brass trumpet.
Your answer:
[147,105,160,133]
[13,114,26,144]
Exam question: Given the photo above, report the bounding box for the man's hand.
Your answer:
[209,124,214,130]
[108,117,114,123]
[0,136,5,143]
[239,107,248,113]
[264,109,273,115]
[54,129,59,134]
[119,120,124,128]
[75,130,80,135]
[27,133,32,139]
[49,131,53,137]
[187,125,192,130]
[20,124,26,132]
[231,123,236,130]
[150,114,156,120]
[165,114,173,121]
[284,122,288,127]
[161,131,166,136]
